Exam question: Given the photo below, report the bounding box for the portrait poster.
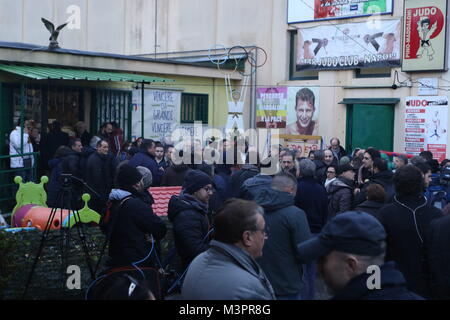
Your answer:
[286,87,320,136]
[405,96,448,162]
[256,87,287,128]
[403,0,448,71]
[296,19,401,71]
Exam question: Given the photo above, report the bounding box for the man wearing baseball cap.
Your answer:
[297,211,423,300]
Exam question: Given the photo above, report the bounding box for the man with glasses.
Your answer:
[168,170,214,270]
[182,198,275,300]
[255,173,311,300]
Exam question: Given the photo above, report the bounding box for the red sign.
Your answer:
[404,6,445,59]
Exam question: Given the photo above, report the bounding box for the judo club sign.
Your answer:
[403,0,448,72]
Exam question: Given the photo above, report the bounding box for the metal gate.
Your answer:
[91,89,132,141]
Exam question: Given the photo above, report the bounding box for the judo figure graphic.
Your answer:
[429,111,446,140]
[417,16,437,61]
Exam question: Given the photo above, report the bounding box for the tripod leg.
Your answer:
[22,193,62,299]
[72,208,96,280]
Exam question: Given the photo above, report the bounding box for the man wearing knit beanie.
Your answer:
[168,170,214,271]
[105,164,167,273]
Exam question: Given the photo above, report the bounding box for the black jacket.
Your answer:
[326,177,354,219]
[427,214,450,299]
[161,164,191,186]
[229,165,259,198]
[355,200,385,220]
[255,188,311,296]
[104,189,167,269]
[331,262,424,300]
[62,149,83,179]
[329,146,347,160]
[379,195,442,298]
[85,152,113,204]
[295,177,329,233]
[168,193,210,269]
[354,170,395,206]
[313,160,327,184]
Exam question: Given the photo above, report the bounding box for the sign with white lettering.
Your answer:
[403,0,448,72]
[132,89,181,143]
[296,19,401,71]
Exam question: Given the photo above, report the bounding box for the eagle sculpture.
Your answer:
[41,18,68,50]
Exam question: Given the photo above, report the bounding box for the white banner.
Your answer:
[296,19,401,71]
[405,96,448,162]
[131,89,181,143]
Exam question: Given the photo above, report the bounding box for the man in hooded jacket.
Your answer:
[168,170,214,270]
[255,173,311,300]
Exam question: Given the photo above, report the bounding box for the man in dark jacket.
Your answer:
[428,214,450,299]
[129,139,162,187]
[255,173,311,300]
[313,150,328,184]
[61,138,84,208]
[168,170,213,270]
[103,164,167,269]
[229,164,259,198]
[298,211,424,300]
[354,158,394,207]
[296,159,328,233]
[378,165,442,298]
[41,121,70,171]
[295,159,328,299]
[85,140,114,214]
[329,138,347,161]
[327,164,355,219]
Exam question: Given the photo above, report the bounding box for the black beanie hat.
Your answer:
[183,170,213,194]
[117,164,143,189]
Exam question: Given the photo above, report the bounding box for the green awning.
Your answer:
[0,63,173,83]
[339,98,400,105]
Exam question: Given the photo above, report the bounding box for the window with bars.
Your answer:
[180,93,209,123]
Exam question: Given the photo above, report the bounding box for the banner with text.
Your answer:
[256,87,287,129]
[405,96,448,162]
[132,89,181,143]
[288,0,393,24]
[403,0,448,72]
[296,19,401,71]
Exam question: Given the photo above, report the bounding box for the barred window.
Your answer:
[181,93,209,123]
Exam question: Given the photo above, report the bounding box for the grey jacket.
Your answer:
[326,177,354,219]
[181,240,276,300]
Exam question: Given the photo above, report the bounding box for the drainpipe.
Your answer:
[141,82,145,138]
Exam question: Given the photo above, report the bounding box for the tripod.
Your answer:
[22,174,99,299]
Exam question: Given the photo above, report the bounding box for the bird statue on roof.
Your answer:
[41,18,68,50]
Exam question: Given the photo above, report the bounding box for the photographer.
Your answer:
[103,164,167,269]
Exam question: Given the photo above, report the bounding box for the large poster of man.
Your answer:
[286,87,320,136]
[403,0,448,71]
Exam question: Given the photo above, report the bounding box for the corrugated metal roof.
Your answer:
[0,63,173,83]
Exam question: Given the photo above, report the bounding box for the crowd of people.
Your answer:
[9,121,450,300]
